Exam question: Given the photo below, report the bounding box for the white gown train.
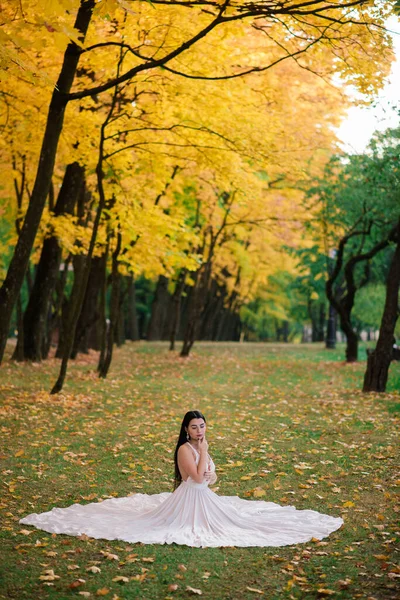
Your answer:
[20,446,343,548]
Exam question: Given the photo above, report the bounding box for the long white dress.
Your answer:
[20,445,343,548]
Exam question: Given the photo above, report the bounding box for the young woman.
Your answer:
[20,410,343,547]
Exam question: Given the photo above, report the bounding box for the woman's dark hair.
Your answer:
[173,410,206,489]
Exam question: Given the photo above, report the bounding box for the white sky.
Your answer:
[336,16,400,154]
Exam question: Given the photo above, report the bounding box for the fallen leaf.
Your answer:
[112,576,129,584]
[101,551,119,561]
[186,586,202,595]
[39,569,60,582]
[246,587,264,594]
[96,589,110,596]
[178,564,187,572]
[87,566,101,573]
[69,579,86,589]
[168,583,179,591]
[337,579,352,588]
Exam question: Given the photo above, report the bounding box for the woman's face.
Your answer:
[186,418,206,441]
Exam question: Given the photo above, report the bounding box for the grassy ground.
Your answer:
[0,341,399,600]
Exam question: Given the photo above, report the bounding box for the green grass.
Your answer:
[0,341,399,600]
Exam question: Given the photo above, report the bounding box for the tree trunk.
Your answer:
[326,302,336,349]
[16,162,84,361]
[345,328,358,362]
[169,270,186,350]
[12,295,25,362]
[180,266,206,357]
[98,232,122,378]
[97,246,109,372]
[363,223,400,392]
[55,254,86,358]
[199,280,223,340]
[0,0,95,365]
[51,255,72,357]
[71,254,105,357]
[125,275,139,341]
[147,275,169,341]
[318,303,325,342]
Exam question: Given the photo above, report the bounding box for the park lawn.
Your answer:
[0,341,399,600]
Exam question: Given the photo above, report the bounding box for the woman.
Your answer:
[20,410,343,547]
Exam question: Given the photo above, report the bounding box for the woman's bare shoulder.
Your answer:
[178,443,195,458]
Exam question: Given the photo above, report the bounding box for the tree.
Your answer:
[363,220,400,392]
[304,143,400,361]
[0,0,394,364]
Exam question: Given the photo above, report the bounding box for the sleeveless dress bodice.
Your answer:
[184,443,215,487]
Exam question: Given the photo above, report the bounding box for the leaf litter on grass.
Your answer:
[0,341,399,599]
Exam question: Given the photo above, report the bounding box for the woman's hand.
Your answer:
[204,471,217,485]
[198,436,208,454]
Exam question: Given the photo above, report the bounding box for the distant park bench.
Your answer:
[366,346,400,361]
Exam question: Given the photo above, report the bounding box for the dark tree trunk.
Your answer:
[180,265,208,357]
[98,232,122,378]
[345,328,359,363]
[309,300,324,343]
[97,245,109,371]
[318,303,325,342]
[76,255,105,356]
[147,275,170,341]
[326,228,396,362]
[12,295,25,362]
[363,223,400,392]
[199,280,223,340]
[169,270,186,350]
[116,301,125,347]
[0,0,95,365]
[125,275,139,341]
[16,162,84,361]
[282,320,289,343]
[71,254,105,357]
[55,254,86,358]
[326,302,337,349]
[51,180,106,392]
[50,255,72,357]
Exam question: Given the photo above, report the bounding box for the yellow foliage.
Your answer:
[0,0,394,296]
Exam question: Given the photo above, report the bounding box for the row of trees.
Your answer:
[293,124,400,391]
[0,0,398,392]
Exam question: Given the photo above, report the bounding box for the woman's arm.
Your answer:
[204,471,217,485]
[177,442,208,483]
